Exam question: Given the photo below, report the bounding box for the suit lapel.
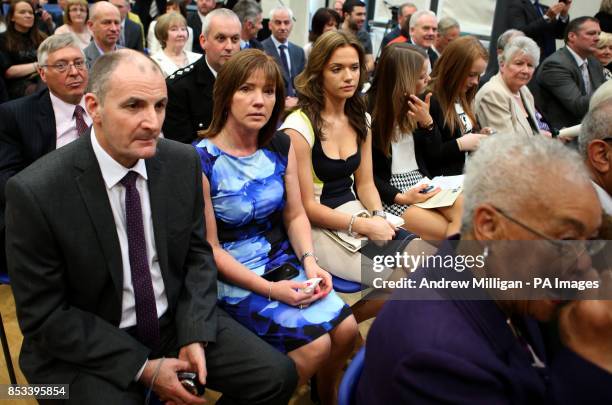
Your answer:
[145,148,169,286]
[73,132,124,299]
[38,90,58,153]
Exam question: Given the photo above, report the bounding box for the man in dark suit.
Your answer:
[0,33,90,276]
[533,17,604,130]
[5,49,297,405]
[132,0,165,39]
[84,2,123,68]
[187,0,216,54]
[110,0,145,52]
[380,2,417,50]
[356,134,612,404]
[233,0,264,50]
[163,9,241,144]
[508,0,571,60]
[262,5,304,109]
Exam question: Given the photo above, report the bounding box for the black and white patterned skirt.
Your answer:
[382,169,425,216]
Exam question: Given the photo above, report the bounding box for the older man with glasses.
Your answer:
[0,33,90,277]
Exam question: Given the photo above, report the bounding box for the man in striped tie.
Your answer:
[0,33,90,276]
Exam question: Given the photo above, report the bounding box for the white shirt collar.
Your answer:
[566,45,588,68]
[90,127,148,190]
[592,181,612,215]
[198,10,206,26]
[270,35,288,49]
[94,40,117,55]
[48,91,86,125]
[204,56,218,78]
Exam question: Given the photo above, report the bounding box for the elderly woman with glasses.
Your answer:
[475,36,549,137]
[357,134,612,404]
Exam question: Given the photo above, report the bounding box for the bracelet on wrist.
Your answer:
[348,213,358,237]
[300,251,318,265]
[267,282,273,301]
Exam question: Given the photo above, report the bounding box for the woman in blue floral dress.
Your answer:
[193,49,358,405]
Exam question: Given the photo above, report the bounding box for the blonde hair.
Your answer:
[597,31,612,49]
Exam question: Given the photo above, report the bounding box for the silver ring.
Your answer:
[299,304,303,310]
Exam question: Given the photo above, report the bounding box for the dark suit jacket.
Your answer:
[508,0,568,60]
[423,96,468,177]
[356,239,612,404]
[0,88,56,231]
[133,0,165,36]
[187,12,203,54]
[532,47,605,130]
[595,11,612,34]
[261,38,305,96]
[163,57,214,144]
[247,38,264,50]
[123,18,144,52]
[5,132,218,387]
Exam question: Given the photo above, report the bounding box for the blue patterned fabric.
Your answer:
[194,132,351,353]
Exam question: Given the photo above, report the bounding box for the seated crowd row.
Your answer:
[1,2,612,405]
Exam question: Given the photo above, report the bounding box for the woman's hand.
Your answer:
[269,279,324,308]
[407,93,433,128]
[397,184,440,205]
[355,215,395,241]
[304,260,333,297]
[457,133,487,151]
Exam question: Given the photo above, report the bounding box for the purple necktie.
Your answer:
[73,105,88,136]
[121,171,160,349]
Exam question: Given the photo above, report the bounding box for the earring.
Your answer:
[483,245,489,259]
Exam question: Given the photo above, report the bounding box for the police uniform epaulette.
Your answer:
[167,62,195,81]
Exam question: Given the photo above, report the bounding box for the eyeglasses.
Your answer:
[491,206,606,257]
[41,60,86,73]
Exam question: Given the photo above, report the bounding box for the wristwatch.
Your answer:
[372,210,387,219]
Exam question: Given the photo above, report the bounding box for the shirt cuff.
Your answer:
[135,359,147,382]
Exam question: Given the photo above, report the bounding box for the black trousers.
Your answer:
[40,310,298,405]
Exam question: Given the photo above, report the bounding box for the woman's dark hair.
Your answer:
[309,8,341,43]
[4,0,47,53]
[200,49,285,147]
[370,43,426,156]
[165,0,187,18]
[295,30,368,144]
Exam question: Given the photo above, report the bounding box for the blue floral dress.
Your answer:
[194,131,352,353]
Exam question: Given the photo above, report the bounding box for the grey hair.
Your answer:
[590,80,612,110]
[202,8,241,37]
[496,28,524,51]
[438,16,459,35]
[409,10,436,30]
[86,49,162,104]
[579,99,612,159]
[269,5,294,21]
[37,33,84,66]
[461,135,591,232]
[501,35,540,68]
[232,0,261,24]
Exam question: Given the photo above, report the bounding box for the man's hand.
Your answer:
[559,300,612,373]
[560,0,572,16]
[285,96,298,109]
[179,342,207,387]
[140,358,206,404]
[546,2,565,19]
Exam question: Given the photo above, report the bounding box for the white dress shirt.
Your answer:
[205,56,218,78]
[270,35,291,73]
[90,129,168,329]
[49,92,92,149]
